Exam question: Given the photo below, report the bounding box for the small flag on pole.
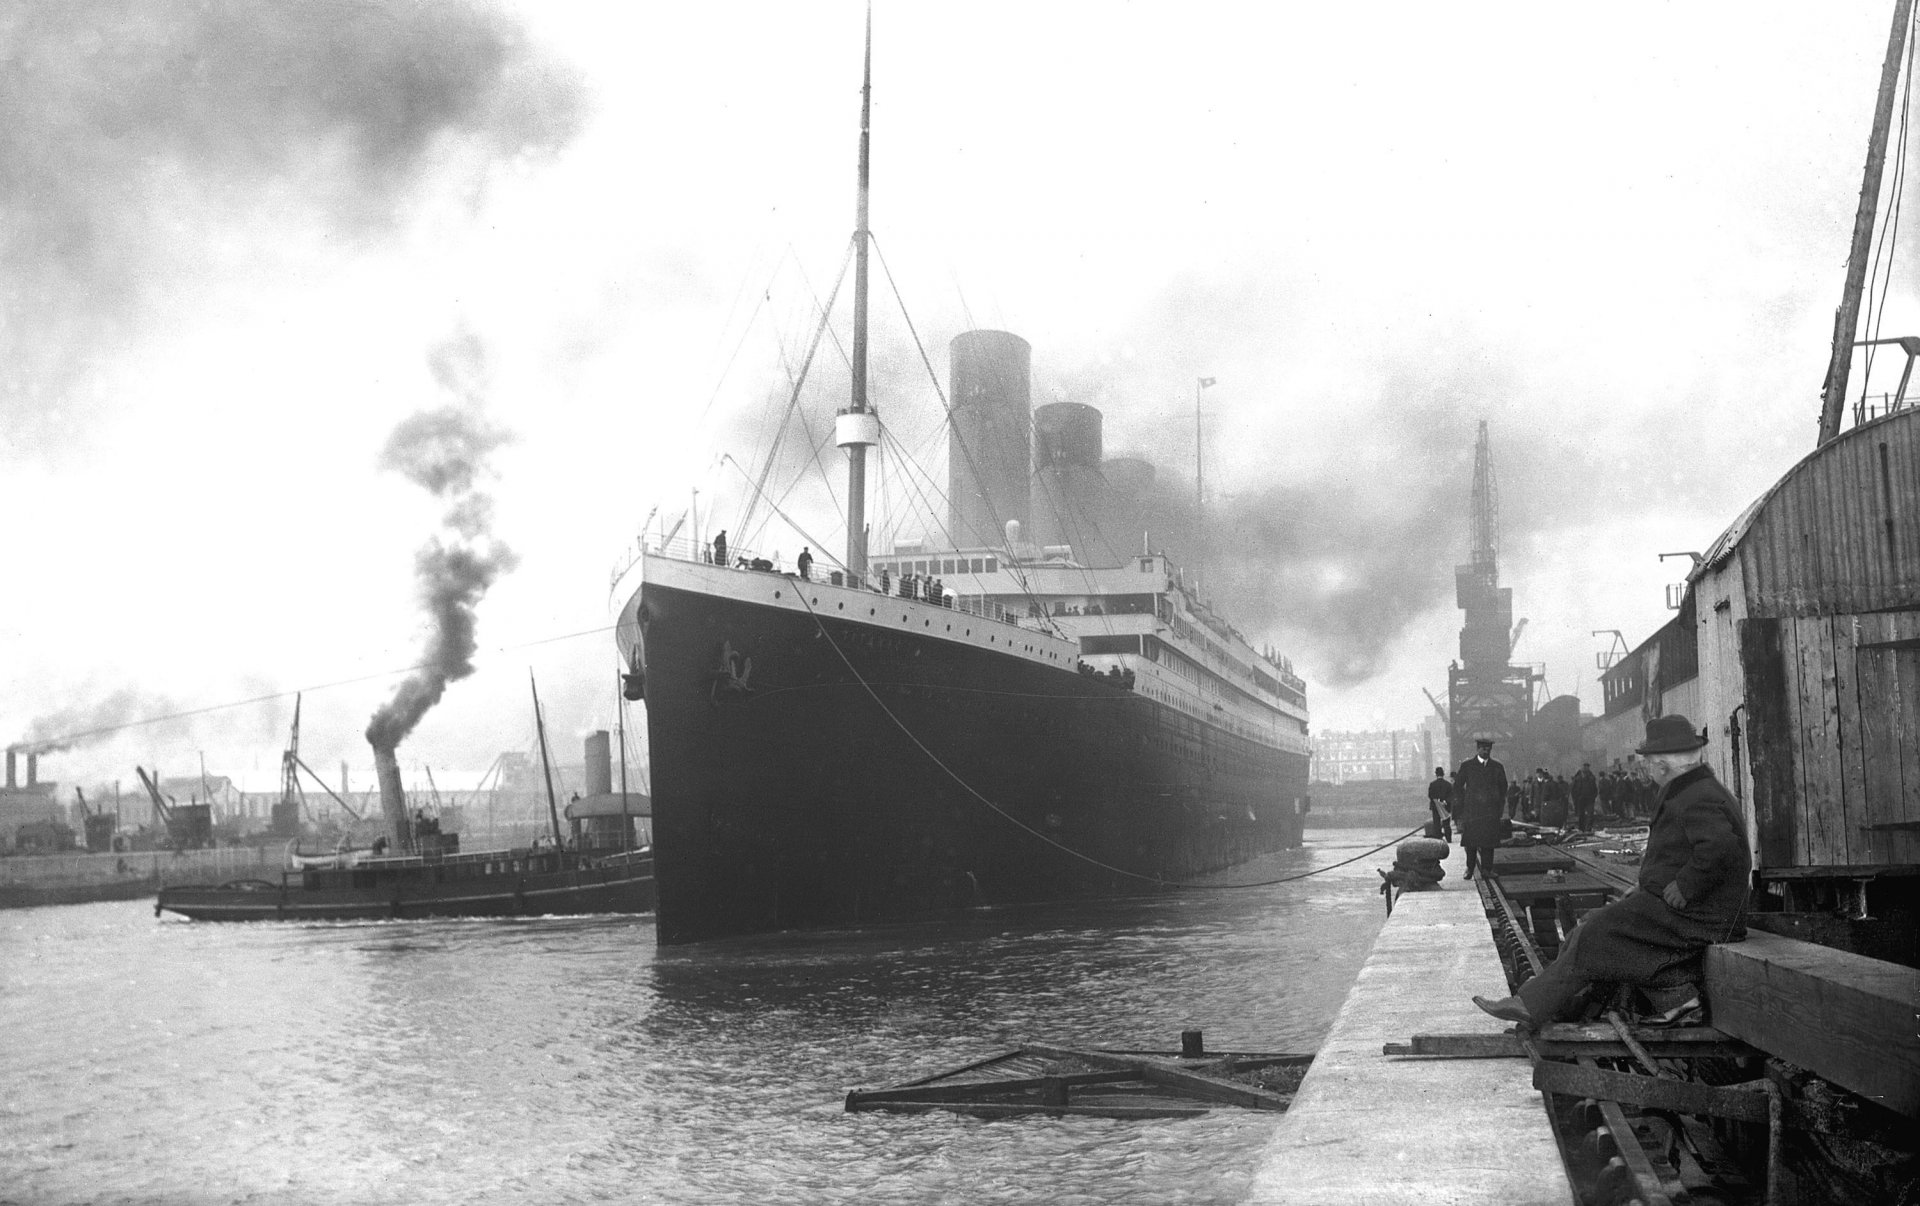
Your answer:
[1198,377,1216,388]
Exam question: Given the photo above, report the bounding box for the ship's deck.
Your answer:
[1243,849,1574,1205]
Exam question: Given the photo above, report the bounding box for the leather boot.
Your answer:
[1472,994,1533,1024]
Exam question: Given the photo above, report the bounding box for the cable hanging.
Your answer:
[795,588,1406,890]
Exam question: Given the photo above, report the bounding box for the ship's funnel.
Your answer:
[5,749,13,789]
[1032,402,1124,567]
[371,743,413,853]
[585,731,612,796]
[948,331,1032,550]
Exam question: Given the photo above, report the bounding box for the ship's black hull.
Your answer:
[639,579,1307,944]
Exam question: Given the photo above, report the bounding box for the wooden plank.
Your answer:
[1884,609,1920,865]
[847,1070,1139,1105]
[1533,1060,1771,1123]
[1830,614,1869,860]
[1020,1044,1301,1109]
[1132,1062,1294,1110]
[1852,610,1905,868]
[1384,1030,1748,1060]
[856,1100,1209,1119]
[1740,617,1799,867]
[1704,930,1920,1118]
[1793,615,1847,865]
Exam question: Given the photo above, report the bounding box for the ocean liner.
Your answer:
[611,29,1310,945]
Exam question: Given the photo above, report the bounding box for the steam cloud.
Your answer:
[1,0,584,442]
[364,331,519,751]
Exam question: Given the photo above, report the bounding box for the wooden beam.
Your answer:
[1704,930,1920,1117]
[1384,1024,1745,1061]
[1533,1060,1771,1124]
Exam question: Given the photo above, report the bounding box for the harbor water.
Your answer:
[2,828,1405,1206]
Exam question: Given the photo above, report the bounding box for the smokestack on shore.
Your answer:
[372,743,413,853]
[5,750,13,789]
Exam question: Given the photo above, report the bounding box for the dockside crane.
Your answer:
[135,766,174,830]
[1446,421,1534,765]
[73,786,116,852]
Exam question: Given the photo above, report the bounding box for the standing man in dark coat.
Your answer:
[1453,737,1509,880]
[1474,715,1750,1026]
[1570,763,1598,831]
[1426,767,1453,842]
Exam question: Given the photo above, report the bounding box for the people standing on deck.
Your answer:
[1571,763,1598,830]
[711,529,727,567]
[797,547,813,580]
[1452,737,1509,880]
[1473,715,1750,1028]
[1426,767,1454,842]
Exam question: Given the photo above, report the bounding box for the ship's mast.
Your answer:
[530,672,566,850]
[836,8,881,581]
[1817,0,1915,446]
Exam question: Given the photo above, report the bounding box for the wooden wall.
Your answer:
[1740,610,1920,870]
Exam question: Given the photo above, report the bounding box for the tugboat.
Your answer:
[155,679,654,922]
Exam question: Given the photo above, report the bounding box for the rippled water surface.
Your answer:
[2,829,1401,1206]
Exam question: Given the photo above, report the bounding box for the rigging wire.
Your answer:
[736,241,854,543]
[723,453,847,576]
[1860,7,1916,412]
[793,588,1386,890]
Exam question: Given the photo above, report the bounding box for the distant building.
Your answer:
[1311,729,1426,784]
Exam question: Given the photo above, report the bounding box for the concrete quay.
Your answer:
[1244,856,1574,1205]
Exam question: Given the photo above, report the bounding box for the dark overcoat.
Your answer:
[1570,768,1597,805]
[1452,754,1509,848]
[1553,763,1750,988]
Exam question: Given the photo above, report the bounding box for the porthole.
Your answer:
[774,591,782,598]
[870,608,876,615]
[838,603,845,610]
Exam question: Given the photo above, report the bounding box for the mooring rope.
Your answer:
[794,588,1425,889]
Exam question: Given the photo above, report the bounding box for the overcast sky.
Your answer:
[3,1,1915,795]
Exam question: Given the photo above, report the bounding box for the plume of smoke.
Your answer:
[365,332,519,751]
[8,688,184,755]
[1,0,585,443]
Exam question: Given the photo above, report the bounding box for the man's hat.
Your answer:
[1637,714,1707,755]
[1474,736,1494,748]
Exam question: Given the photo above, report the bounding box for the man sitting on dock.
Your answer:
[1473,714,1750,1028]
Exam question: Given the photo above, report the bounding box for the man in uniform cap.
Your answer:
[1473,714,1750,1027]
[1452,736,1508,880]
